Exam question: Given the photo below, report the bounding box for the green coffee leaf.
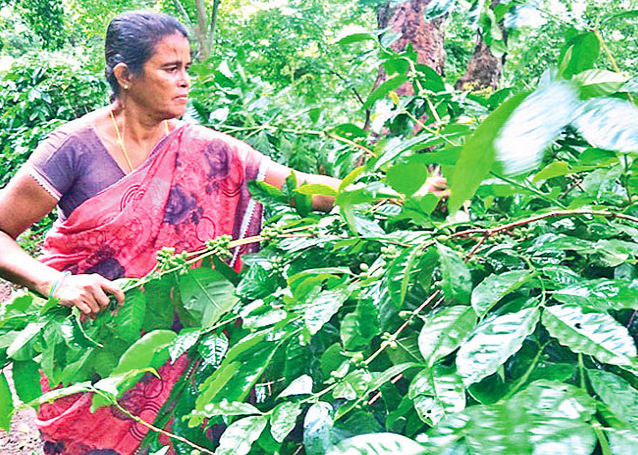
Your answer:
[410,367,466,425]
[278,374,313,398]
[553,279,638,311]
[418,306,477,366]
[216,415,268,455]
[271,401,303,442]
[573,69,628,98]
[179,267,238,328]
[588,369,638,427]
[559,32,600,78]
[111,329,176,375]
[12,359,41,403]
[304,402,334,455]
[542,305,637,366]
[448,92,529,213]
[471,270,535,317]
[386,162,428,196]
[363,75,408,111]
[0,371,13,432]
[113,290,146,343]
[437,244,472,304]
[389,245,426,307]
[457,307,540,386]
[304,286,351,335]
[168,328,201,363]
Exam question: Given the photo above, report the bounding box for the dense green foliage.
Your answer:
[3,6,638,452]
[2,1,638,454]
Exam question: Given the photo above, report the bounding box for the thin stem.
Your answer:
[451,209,638,240]
[490,172,566,208]
[578,353,586,390]
[593,422,613,455]
[503,340,550,399]
[325,132,376,158]
[102,393,215,455]
[365,291,442,366]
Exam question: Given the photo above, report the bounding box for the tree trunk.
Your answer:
[376,0,446,96]
[455,1,505,91]
[195,0,209,60]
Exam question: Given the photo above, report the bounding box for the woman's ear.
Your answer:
[113,62,133,91]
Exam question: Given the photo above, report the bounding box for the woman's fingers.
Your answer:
[55,273,125,315]
[100,278,126,306]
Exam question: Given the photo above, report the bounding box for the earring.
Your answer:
[123,85,129,90]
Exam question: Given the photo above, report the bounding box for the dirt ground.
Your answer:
[1,280,45,455]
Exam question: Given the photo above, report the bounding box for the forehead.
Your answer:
[148,33,191,64]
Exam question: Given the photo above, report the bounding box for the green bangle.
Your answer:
[48,271,71,300]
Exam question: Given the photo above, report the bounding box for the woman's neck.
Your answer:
[110,100,168,146]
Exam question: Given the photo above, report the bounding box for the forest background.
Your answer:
[2,1,638,455]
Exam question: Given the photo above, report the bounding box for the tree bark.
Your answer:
[195,0,209,59]
[376,0,446,96]
[454,1,505,91]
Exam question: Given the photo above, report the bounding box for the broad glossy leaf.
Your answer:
[334,369,372,401]
[304,402,334,455]
[425,380,596,455]
[111,329,176,375]
[573,98,638,153]
[279,374,313,398]
[532,161,571,182]
[327,433,426,455]
[194,399,260,418]
[369,362,420,391]
[437,244,472,304]
[607,428,638,455]
[553,279,638,311]
[588,369,638,427]
[542,305,637,366]
[271,401,303,443]
[113,290,146,343]
[236,264,278,301]
[179,267,238,328]
[168,328,200,363]
[197,332,228,368]
[363,75,408,111]
[457,307,540,386]
[0,371,13,432]
[471,270,534,317]
[449,92,529,212]
[574,69,628,98]
[418,306,477,366]
[494,81,581,176]
[386,162,428,196]
[296,183,338,197]
[304,286,351,335]
[411,367,466,425]
[12,359,41,403]
[388,245,425,307]
[216,415,268,455]
[7,321,43,360]
[559,32,600,78]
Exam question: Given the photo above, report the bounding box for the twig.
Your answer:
[108,396,215,455]
[325,132,376,158]
[367,374,403,406]
[365,291,442,366]
[465,234,489,261]
[451,209,638,240]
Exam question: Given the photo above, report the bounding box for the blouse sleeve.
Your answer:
[23,127,77,201]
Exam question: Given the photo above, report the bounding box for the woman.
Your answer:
[0,11,339,455]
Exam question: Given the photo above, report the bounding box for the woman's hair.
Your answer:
[105,11,189,100]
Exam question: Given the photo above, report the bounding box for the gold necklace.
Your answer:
[109,110,169,173]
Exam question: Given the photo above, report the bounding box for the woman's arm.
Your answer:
[0,173,124,314]
[263,161,340,212]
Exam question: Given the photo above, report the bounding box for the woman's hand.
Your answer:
[53,273,125,315]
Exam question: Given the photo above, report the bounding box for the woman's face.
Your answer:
[127,33,191,120]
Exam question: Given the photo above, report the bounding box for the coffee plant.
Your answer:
[2,27,638,455]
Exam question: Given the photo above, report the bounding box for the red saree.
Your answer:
[35,123,268,455]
